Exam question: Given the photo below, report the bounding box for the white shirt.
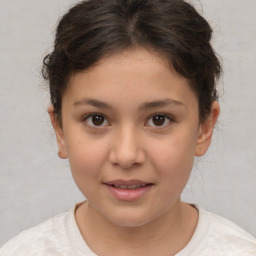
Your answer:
[1,203,256,256]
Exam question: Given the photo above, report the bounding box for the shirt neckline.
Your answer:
[66,202,210,256]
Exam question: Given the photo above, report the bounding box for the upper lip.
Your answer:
[104,179,153,186]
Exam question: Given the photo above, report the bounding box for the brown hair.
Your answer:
[42,0,221,125]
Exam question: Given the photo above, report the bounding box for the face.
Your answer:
[50,48,219,227]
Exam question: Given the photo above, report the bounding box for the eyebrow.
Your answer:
[74,98,113,109]
[139,98,185,110]
[73,98,185,110]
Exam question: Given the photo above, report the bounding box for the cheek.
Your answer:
[66,136,111,200]
[148,131,197,185]
[152,148,194,201]
[66,135,110,181]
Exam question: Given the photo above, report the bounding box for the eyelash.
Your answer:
[146,113,174,128]
[82,113,110,128]
[82,113,175,129]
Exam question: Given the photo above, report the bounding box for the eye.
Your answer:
[83,114,110,127]
[146,114,173,128]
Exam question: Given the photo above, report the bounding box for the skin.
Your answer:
[49,48,219,256]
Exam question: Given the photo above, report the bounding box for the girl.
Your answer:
[1,0,255,255]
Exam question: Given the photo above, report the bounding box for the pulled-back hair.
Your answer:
[42,0,221,124]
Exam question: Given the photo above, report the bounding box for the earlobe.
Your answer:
[48,105,68,159]
[195,101,220,156]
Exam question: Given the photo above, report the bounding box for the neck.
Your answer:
[75,200,198,256]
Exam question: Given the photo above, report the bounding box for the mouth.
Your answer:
[104,180,153,189]
[107,184,151,189]
[103,180,154,201]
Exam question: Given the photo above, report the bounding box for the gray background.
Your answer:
[0,0,255,246]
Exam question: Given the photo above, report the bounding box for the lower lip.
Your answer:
[105,184,153,201]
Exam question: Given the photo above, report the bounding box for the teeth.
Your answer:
[113,184,147,189]
[128,185,137,189]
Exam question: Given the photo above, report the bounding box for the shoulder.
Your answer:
[0,210,72,256]
[193,206,256,255]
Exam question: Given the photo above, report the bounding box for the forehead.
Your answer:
[63,48,197,109]
[68,48,175,83]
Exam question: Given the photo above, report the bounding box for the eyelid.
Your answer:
[81,112,175,129]
[82,113,111,128]
[145,113,175,128]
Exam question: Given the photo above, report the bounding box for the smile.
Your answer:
[104,180,153,201]
[110,184,148,189]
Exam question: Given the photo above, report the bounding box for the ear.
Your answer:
[48,105,68,159]
[195,101,220,156]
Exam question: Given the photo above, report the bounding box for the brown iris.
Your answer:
[152,115,166,126]
[92,115,105,126]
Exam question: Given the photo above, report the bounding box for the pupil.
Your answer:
[153,115,165,126]
[92,115,104,126]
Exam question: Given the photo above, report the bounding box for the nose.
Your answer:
[108,126,146,169]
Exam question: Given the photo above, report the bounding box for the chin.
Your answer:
[109,216,151,228]
[103,208,160,228]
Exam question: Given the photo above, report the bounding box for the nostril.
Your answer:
[108,148,146,169]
